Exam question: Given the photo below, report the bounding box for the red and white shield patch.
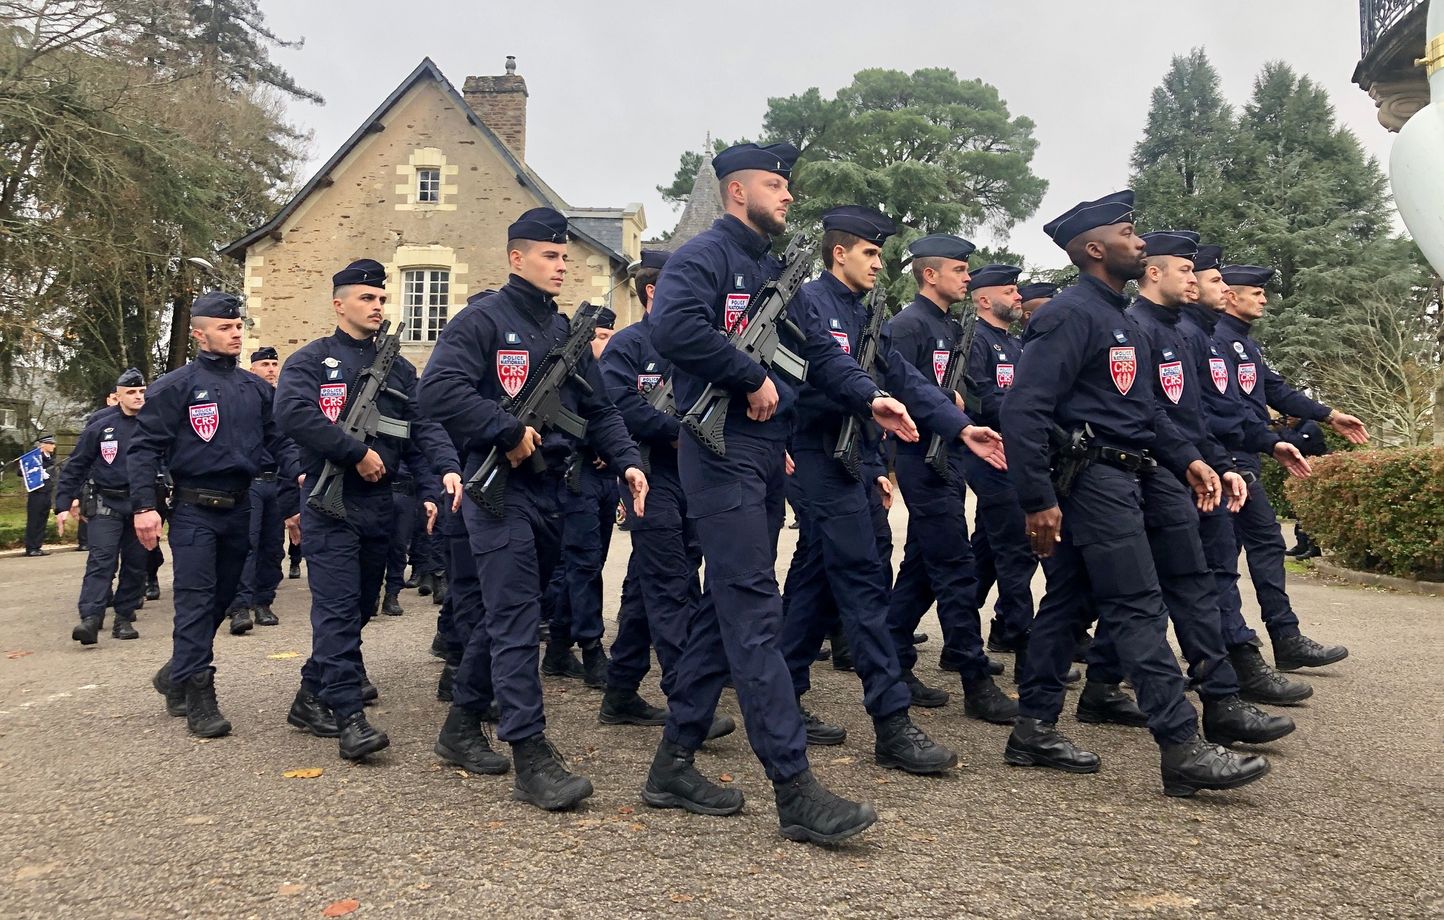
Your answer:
[1237,362,1258,394]
[995,363,1015,389]
[318,383,347,423]
[636,373,662,394]
[830,330,851,355]
[1109,347,1137,395]
[497,350,530,398]
[100,441,118,464]
[724,293,750,334]
[1209,357,1229,394]
[933,350,950,385]
[1158,361,1185,404]
[189,403,219,442]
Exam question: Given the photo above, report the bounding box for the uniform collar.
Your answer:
[503,273,558,325]
[197,350,237,370]
[909,293,951,317]
[1218,312,1252,336]
[331,327,376,349]
[1132,296,1180,325]
[1182,302,1219,333]
[717,214,775,259]
[1081,273,1131,310]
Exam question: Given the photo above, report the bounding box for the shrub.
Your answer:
[1284,447,1444,581]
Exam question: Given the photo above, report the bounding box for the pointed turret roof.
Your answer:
[664,134,724,248]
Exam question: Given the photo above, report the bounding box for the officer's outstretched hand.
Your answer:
[624,466,648,518]
[1272,441,1312,478]
[506,427,543,468]
[442,471,463,512]
[747,376,780,422]
[424,500,439,534]
[355,448,386,482]
[1186,460,1221,513]
[134,509,163,550]
[1026,506,1062,557]
[870,397,919,443]
[1221,471,1249,513]
[960,426,1007,470]
[1327,411,1369,445]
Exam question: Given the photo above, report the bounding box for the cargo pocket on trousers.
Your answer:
[685,481,742,520]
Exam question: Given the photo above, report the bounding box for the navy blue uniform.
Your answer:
[129,351,291,683]
[418,275,641,744]
[234,381,288,614]
[882,295,990,682]
[1001,275,1199,745]
[275,328,459,720]
[552,453,618,648]
[649,216,881,781]
[964,319,1037,649]
[780,272,969,718]
[55,407,147,627]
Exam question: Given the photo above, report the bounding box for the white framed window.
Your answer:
[0,407,14,429]
[402,269,450,342]
[416,168,441,204]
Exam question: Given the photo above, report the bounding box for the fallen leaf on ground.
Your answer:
[182,815,214,826]
[322,899,361,917]
[830,756,855,765]
[282,768,324,779]
[267,651,301,660]
[6,650,33,659]
[629,822,646,832]
[718,773,734,783]
[617,805,634,815]
[277,883,304,896]
[669,893,695,903]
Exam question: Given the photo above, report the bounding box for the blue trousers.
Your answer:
[552,464,617,646]
[77,501,147,624]
[1198,501,1252,647]
[385,489,418,595]
[235,477,284,609]
[964,455,1037,646]
[1221,457,1301,643]
[167,499,251,682]
[447,504,494,713]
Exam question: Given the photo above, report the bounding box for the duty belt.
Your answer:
[1238,470,1259,484]
[1087,445,1156,474]
[254,470,278,483]
[174,486,247,510]
[94,486,129,500]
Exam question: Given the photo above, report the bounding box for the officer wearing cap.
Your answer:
[275,259,462,762]
[55,369,149,644]
[420,207,647,809]
[999,190,1270,796]
[22,434,56,556]
[778,204,1008,774]
[229,345,291,632]
[1211,265,1365,673]
[883,236,1019,723]
[132,291,296,739]
[644,144,920,844]
[1018,281,1059,326]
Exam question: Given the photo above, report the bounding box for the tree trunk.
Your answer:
[165,293,190,371]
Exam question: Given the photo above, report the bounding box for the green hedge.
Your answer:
[1284,448,1444,581]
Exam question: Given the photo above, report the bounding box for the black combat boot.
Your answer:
[144,576,161,600]
[705,714,737,741]
[360,676,379,704]
[287,686,339,737]
[798,700,847,745]
[599,689,668,726]
[152,663,186,717]
[72,616,101,646]
[962,676,1018,724]
[416,572,434,597]
[511,734,593,811]
[1229,643,1313,705]
[183,671,231,738]
[940,651,1005,676]
[1159,736,1270,797]
[253,604,279,626]
[429,631,450,660]
[435,705,509,774]
[112,619,139,640]
[541,642,585,679]
[1005,717,1101,773]
[830,627,854,672]
[986,625,1023,654]
[873,712,958,775]
[1075,681,1149,727]
[436,663,455,702]
[773,770,877,845]
[337,711,389,760]
[228,606,254,635]
[288,561,301,579]
[903,671,950,708]
[1202,695,1295,747]
[431,572,447,606]
[1273,633,1348,671]
[404,568,420,589]
[912,632,928,645]
[380,593,403,616]
[483,700,500,722]
[642,739,745,815]
[581,642,608,690]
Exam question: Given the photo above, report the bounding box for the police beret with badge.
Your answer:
[115,367,145,388]
[821,205,897,245]
[969,264,1023,290]
[1044,189,1136,249]
[1018,281,1060,302]
[711,142,801,179]
[1192,245,1223,274]
[639,249,671,271]
[191,291,244,319]
[1220,265,1276,288]
[250,346,278,363]
[331,258,387,289]
[905,233,976,263]
[1140,230,1200,260]
[508,207,569,243]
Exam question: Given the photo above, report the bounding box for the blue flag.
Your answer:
[18,448,45,493]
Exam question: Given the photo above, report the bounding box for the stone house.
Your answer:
[221,57,646,369]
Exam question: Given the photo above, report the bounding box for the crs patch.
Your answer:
[100,439,118,464]
[1109,347,1137,395]
[1209,357,1229,393]
[189,403,219,442]
[1237,362,1258,394]
[319,382,347,423]
[636,373,662,394]
[1158,360,1184,404]
[995,363,1015,389]
[724,293,750,334]
[830,330,851,354]
[933,349,950,385]
[497,350,530,398]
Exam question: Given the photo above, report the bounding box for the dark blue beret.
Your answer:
[712,142,801,179]
[331,259,387,289]
[1221,265,1275,287]
[507,207,569,244]
[115,368,145,388]
[192,291,244,319]
[1141,230,1200,260]
[1018,281,1060,302]
[821,205,897,246]
[1044,190,1136,249]
[907,234,975,263]
[250,346,279,363]
[969,264,1023,290]
[1193,245,1223,273]
[639,249,671,271]
[1279,419,1329,457]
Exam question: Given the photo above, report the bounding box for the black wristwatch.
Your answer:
[868,389,891,406]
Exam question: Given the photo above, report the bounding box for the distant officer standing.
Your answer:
[55,369,149,644]
[132,292,294,739]
[22,435,56,556]
[1017,281,1058,327]
[230,346,289,631]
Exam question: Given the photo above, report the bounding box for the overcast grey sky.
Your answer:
[260,0,1397,268]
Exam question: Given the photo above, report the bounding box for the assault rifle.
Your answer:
[831,283,888,482]
[924,305,981,482]
[307,320,407,521]
[680,233,813,457]
[636,377,676,474]
[464,302,613,517]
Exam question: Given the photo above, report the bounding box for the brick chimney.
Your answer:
[463,55,528,160]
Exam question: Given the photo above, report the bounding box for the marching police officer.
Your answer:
[230,345,289,631]
[1000,190,1269,796]
[646,143,921,844]
[55,368,149,644]
[275,259,462,761]
[133,291,294,739]
[22,434,56,556]
[420,207,647,810]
